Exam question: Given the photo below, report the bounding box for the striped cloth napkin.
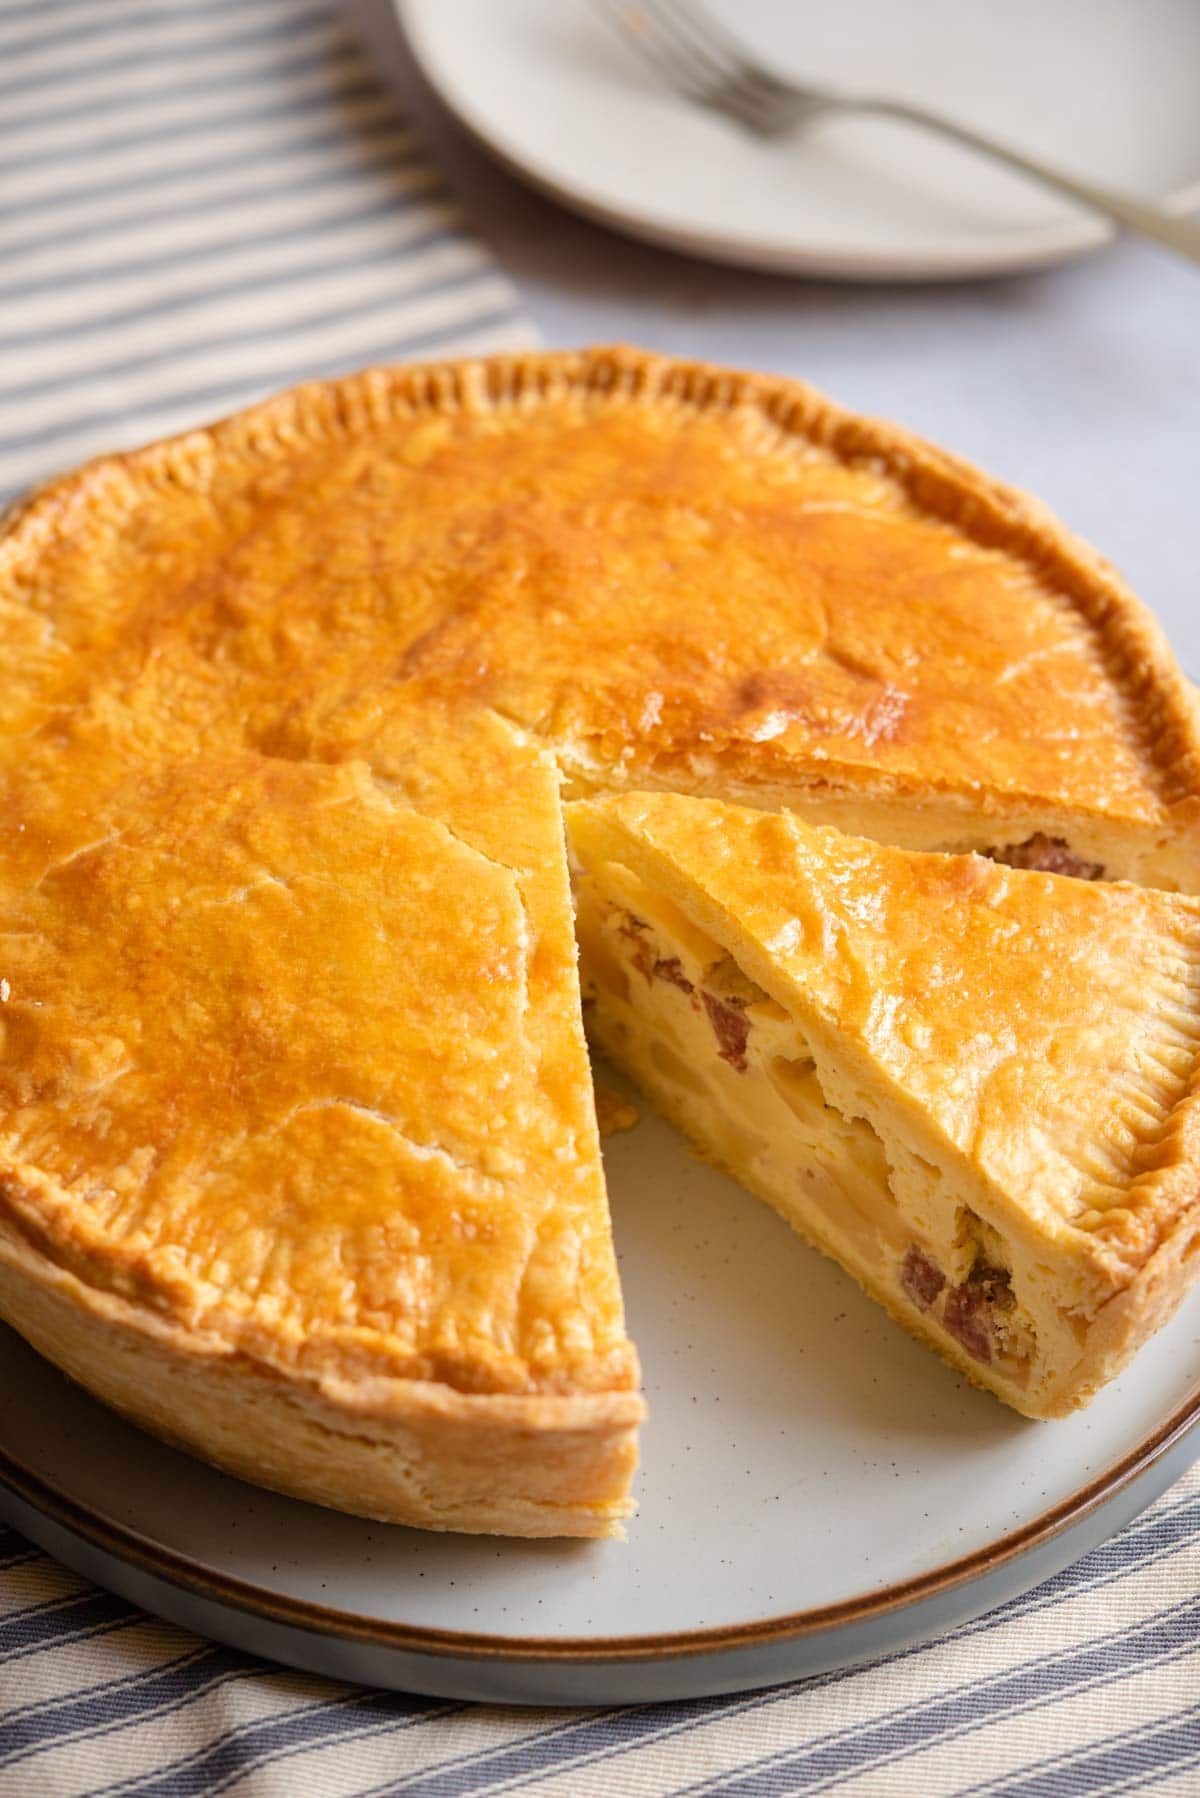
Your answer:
[0,0,531,501]
[4,1470,1199,1796]
[1,3,1199,1795]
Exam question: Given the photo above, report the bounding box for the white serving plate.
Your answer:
[397,0,1200,282]
[2,1071,1199,1704]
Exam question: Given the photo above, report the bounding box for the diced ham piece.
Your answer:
[618,913,656,983]
[943,1283,993,1364]
[901,1246,946,1311]
[984,834,1103,881]
[654,957,694,993]
[701,991,750,1072]
[902,1248,1013,1366]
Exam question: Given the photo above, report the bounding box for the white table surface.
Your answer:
[352,0,1199,678]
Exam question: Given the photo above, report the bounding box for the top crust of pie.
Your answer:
[3,346,1199,843]
[0,702,635,1395]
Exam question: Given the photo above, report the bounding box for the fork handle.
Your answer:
[857,97,1200,267]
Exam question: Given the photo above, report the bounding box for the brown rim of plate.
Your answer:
[1,1383,1198,1665]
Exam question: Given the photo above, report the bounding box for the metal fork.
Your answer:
[597,0,1200,267]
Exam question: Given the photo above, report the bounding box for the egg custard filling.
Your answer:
[574,858,1039,1401]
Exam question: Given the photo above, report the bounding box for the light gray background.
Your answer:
[352,0,1198,678]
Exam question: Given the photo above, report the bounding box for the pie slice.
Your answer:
[0,703,641,1537]
[568,791,1200,1418]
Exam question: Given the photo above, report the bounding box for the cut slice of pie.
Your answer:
[568,791,1200,1418]
[0,702,641,1537]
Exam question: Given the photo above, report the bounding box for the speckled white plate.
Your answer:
[398,0,1200,281]
[2,1069,1199,1703]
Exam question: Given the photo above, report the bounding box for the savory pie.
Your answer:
[568,792,1200,1419]
[0,346,1198,1533]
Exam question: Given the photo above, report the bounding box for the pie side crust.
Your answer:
[0,1221,642,1538]
[567,792,1200,1417]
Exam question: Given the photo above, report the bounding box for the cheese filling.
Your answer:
[575,864,1040,1391]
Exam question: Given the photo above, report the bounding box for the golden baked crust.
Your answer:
[0,699,641,1535]
[567,791,1200,1416]
[1,345,1199,1526]
[4,348,1198,880]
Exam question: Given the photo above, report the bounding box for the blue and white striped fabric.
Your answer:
[0,0,531,502]
[2,2,1200,1794]
[3,1468,1199,1795]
